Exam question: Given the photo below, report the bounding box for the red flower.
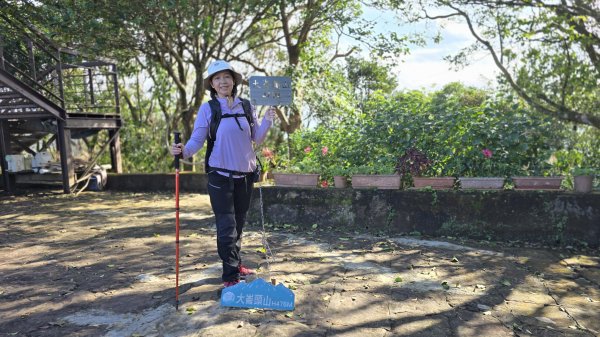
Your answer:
[321,146,328,156]
[320,180,328,188]
[261,147,274,159]
[482,148,493,158]
[304,146,311,154]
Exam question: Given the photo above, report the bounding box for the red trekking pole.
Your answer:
[173,131,181,310]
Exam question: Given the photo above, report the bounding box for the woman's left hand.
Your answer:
[265,106,278,122]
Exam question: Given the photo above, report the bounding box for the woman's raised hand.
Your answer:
[265,106,279,122]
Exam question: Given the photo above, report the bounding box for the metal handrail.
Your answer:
[0,12,120,119]
[2,60,64,103]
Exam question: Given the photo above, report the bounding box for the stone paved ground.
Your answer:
[0,191,599,337]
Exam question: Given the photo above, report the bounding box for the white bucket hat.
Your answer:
[203,60,243,91]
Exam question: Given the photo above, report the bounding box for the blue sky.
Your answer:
[357,6,499,91]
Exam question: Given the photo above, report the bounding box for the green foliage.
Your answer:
[346,56,397,103]
[120,120,172,173]
[572,167,597,176]
[290,82,582,177]
[553,125,600,174]
[396,0,600,129]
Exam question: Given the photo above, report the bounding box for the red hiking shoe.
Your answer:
[239,264,256,277]
[223,280,240,288]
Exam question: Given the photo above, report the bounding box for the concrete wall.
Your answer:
[106,173,600,247]
[107,173,208,193]
[247,188,600,248]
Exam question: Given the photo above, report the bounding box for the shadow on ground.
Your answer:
[0,190,599,337]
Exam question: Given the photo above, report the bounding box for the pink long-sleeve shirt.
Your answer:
[183,97,272,174]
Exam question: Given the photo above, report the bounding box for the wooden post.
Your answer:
[57,119,75,193]
[0,120,14,192]
[110,63,122,173]
[108,129,122,173]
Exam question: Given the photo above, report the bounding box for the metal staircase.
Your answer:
[0,12,122,193]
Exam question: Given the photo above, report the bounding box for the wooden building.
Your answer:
[0,13,122,193]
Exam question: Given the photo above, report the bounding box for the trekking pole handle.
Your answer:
[174,131,181,170]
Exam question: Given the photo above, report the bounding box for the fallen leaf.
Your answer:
[536,317,555,324]
[501,280,511,287]
[394,277,403,283]
[477,304,491,311]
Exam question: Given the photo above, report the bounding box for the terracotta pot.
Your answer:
[351,174,401,189]
[573,175,593,193]
[512,176,563,190]
[412,177,455,190]
[333,175,348,188]
[459,177,504,190]
[272,173,319,188]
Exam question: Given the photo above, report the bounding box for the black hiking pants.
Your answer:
[207,171,254,282]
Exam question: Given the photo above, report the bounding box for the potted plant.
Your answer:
[350,165,401,189]
[329,166,350,188]
[572,167,596,193]
[272,145,323,188]
[396,147,455,190]
[458,148,505,190]
[272,165,320,188]
[510,158,564,190]
[511,175,564,190]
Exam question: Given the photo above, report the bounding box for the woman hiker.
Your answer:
[170,60,277,287]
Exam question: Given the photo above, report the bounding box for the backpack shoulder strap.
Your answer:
[208,99,222,141]
[240,98,254,139]
[205,99,221,173]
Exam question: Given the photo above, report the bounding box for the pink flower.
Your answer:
[482,148,493,158]
[321,146,328,156]
[304,146,311,154]
[320,180,328,188]
[261,147,274,159]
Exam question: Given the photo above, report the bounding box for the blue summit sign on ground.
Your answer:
[249,76,293,106]
[220,278,295,311]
